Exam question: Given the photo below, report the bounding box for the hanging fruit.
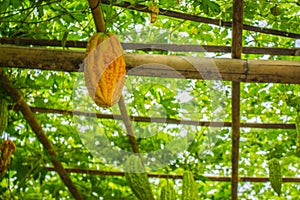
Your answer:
[296,111,300,154]
[160,180,176,200]
[268,158,282,196]
[182,170,198,200]
[124,155,154,200]
[0,98,8,135]
[84,32,126,108]
[0,140,16,176]
[149,3,159,23]
[270,4,281,16]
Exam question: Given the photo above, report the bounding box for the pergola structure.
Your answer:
[0,0,299,199]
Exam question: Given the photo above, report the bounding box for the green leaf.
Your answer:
[10,0,22,9]
[61,30,69,49]
[0,0,10,13]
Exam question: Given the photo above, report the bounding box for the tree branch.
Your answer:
[0,69,83,200]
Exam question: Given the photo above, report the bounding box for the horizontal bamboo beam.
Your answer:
[1,37,300,56]
[10,106,297,129]
[0,46,300,84]
[44,167,300,183]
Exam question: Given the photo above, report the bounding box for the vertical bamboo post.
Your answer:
[231,0,244,199]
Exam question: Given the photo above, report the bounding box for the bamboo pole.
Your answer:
[231,82,240,200]
[1,37,299,56]
[0,69,83,200]
[0,46,299,84]
[231,0,244,199]
[118,96,139,153]
[88,0,105,32]
[43,166,300,183]
[9,105,297,129]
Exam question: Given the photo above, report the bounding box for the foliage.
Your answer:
[0,0,299,199]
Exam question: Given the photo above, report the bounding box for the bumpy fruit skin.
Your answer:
[182,170,198,200]
[0,99,8,135]
[268,158,282,196]
[0,140,16,176]
[148,4,159,23]
[124,155,154,200]
[160,181,176,200]
[296,111,300,154]
[270,5,281,16]
[84,32,126,108]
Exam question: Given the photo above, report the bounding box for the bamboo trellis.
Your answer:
[8,106,297,129]
[100,0,300,39]
[1,37,300,56]
[0,0,300,199]
[0,46,299,83]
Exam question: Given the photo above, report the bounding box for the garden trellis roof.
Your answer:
[0,0,300,199]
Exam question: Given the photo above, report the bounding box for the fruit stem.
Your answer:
[88,0,106,32]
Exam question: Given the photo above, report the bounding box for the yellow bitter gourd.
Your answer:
[0,140,16,176]
[148,4,159,23]
[84,32,126,108]
[268,158,282,196]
